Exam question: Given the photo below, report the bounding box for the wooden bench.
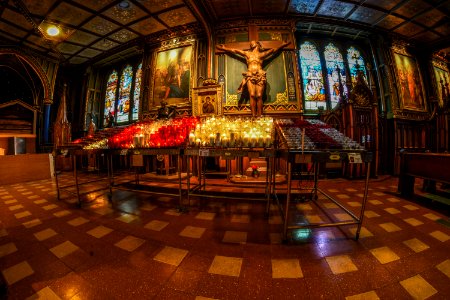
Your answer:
[398,152,450,204]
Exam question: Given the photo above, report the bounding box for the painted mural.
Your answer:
[152,46,192,108]
[394,52,426,111]
[433,65,449,108]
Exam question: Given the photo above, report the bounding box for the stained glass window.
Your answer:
[116,65,133,123]
[103,70,118,126]
[324,43,347,109]
[299,41,326,110]
[347,47,367,85]
[132,63,142,121]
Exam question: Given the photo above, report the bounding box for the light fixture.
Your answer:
[38,20,74,42]
[46,25,60,36]
[118,0,130,9]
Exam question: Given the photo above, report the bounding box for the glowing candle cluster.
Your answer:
[83,138,108,150]
[108,117,199,149]
[189,116,274,148]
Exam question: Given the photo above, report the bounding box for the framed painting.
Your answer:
[192,85,223,117]
[393,52,426,111]
[151,45,192,109]
[432,61,449,108]
[199,94,217,116]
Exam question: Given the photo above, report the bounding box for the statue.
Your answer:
[216,40,290,117]
[105,110,114,128]
[87,114,96,137]
[157,100,177,119]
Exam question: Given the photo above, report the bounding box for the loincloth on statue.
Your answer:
[241,71,266,86]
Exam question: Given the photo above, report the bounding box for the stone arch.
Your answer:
[0,48,51,104]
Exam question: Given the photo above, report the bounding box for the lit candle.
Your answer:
[215,132,221,147]
[138,134,144,148]
[250,134,257,148]
[265,134,271,147]
[230,132,235,147]
[222,137,229,147]
[189,131,195,145]
[243,134,250,148]
[257,135,263,147]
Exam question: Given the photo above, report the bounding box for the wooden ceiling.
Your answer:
[0,0,449,66]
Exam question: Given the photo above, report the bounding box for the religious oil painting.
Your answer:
[393,52,426,111]
[199,95,216,116]
[433,65,449,108]
[152,46,192,108]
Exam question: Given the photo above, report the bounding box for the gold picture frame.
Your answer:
[149,44,193,110]
[192,84,223,117]
[392,50,426,111]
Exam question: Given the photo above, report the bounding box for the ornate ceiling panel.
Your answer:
[0,0,448,65]
[376,14,407,30]
[66,30,99,46]
[83,17,120,35]
[0,22,28,39]
[157,7,197,27]
[2,8,33,31]
[415,9,446,27]
[413,31,441,43]
[77,48,103,58]
[71,0,115,11]
[110,29,138,43]
[26,34,49,47]
[130,18,167,36]
[210,0,251,18]
[102,1,147,25]
[251,0,287,15]
[434,23,450,36]
[91,39,120,51]
[57,43,83,54]
[23,41,47,52]
[394,22,425,37]
[363,0,403,11]
[47,2,92,26]
[288,0,320,14]
[69,57,88,64]
[21,0,56,16]
[316,0,355,19]
[0,0,199,65]
[0,31,20,42]
[348,6,385,24]
[393,0,432,19]
[137,0,184,13]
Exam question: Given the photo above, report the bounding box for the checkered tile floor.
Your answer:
[0,175,449,299]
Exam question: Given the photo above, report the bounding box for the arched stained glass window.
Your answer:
[132,63,142,121]
[347,47,367,85]
[299,41,326,110]
[116,65,133,123]
[103,70,118,126]
[324,43,347,109]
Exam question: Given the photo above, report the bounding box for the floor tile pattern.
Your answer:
[0,175,449,299]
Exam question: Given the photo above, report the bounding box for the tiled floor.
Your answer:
[0,175,449,299]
